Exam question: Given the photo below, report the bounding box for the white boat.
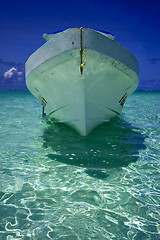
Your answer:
[25,27,139,136]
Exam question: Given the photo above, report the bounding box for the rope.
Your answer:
[80,27,87,74]
[81,50,87,68]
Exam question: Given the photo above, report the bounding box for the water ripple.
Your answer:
[0,91,160,239]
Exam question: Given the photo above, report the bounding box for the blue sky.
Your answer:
[0,0,160,90]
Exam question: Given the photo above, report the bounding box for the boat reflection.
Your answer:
[43,117,146,179]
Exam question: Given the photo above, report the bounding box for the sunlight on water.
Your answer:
[0,91,160,239]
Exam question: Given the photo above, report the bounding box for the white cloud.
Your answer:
[4,67,17,78]
[17,71,23,76]
[4,67,23,80]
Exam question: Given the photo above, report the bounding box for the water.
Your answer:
[0,91,159,240]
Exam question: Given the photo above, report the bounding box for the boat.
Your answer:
[25,27,139,136]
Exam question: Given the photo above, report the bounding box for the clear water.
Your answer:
[0,91,159,240]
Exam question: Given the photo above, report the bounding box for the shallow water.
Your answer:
[0,91,160,240]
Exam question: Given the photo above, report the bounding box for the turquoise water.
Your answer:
[0,91,160,240]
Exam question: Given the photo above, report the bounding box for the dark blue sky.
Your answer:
[0,0,160,90]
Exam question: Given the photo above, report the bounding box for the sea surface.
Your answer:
[0,90,160,240]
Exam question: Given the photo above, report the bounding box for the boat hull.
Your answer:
[26,28,139,135]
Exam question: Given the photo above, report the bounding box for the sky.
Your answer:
[0,0,160,90]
